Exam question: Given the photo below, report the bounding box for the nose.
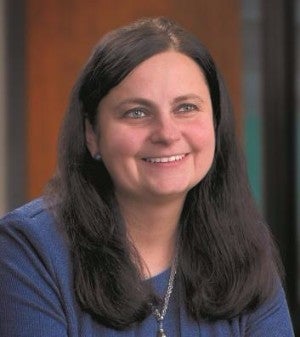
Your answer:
[149,114,181,145]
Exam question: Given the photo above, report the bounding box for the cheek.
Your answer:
[192,126,216,180]
[188,120,216,153]
[98,129,142,158]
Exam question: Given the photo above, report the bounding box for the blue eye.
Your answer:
[177,103,198,113]
[125,108,147,119]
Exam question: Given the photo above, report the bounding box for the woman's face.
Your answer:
[86,51,215,204]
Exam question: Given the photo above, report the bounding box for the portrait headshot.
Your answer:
[0,2,298,336]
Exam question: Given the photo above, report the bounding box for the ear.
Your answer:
[85,119,99,157]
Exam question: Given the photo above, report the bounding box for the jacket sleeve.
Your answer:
[0,214,68,337]
[245,284,295,337]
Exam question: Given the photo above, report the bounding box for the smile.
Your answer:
[143,154,186,163]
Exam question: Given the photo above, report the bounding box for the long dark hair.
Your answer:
[47,17,282,329]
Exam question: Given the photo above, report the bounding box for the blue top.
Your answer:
[0,199,295,336]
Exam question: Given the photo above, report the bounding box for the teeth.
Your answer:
[144,154,185,163]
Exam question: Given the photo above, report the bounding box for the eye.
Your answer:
[124,108,147,119]
[177,103,198,113]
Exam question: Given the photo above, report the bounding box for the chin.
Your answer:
[147,186,191,200]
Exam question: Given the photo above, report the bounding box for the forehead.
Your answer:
[126,51,205,82]
[104,51,209,101]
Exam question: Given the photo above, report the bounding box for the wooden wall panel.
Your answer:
[26,0,241,198]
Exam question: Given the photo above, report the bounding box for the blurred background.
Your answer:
[0,0,299,333]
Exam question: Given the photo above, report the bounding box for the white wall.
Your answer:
[0,0,7,215]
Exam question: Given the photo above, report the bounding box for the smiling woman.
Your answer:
[0,17,295,336]
[85,51,215,207]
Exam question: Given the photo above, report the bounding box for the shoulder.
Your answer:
[244,283,295,336]
[1,197,55,230]
[0,199,82,335]
[1,197,66,241]
[0,197,71,275]
[200,285,295,336]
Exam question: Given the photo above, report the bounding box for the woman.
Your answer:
[0,17,294,336]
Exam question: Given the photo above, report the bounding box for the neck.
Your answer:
[116,192,184,277]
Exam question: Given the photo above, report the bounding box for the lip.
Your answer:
[142,153,188,164]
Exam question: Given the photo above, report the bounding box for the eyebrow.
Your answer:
[115,98,154,109]
[114,94,205,109]
[172,94,205,104]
